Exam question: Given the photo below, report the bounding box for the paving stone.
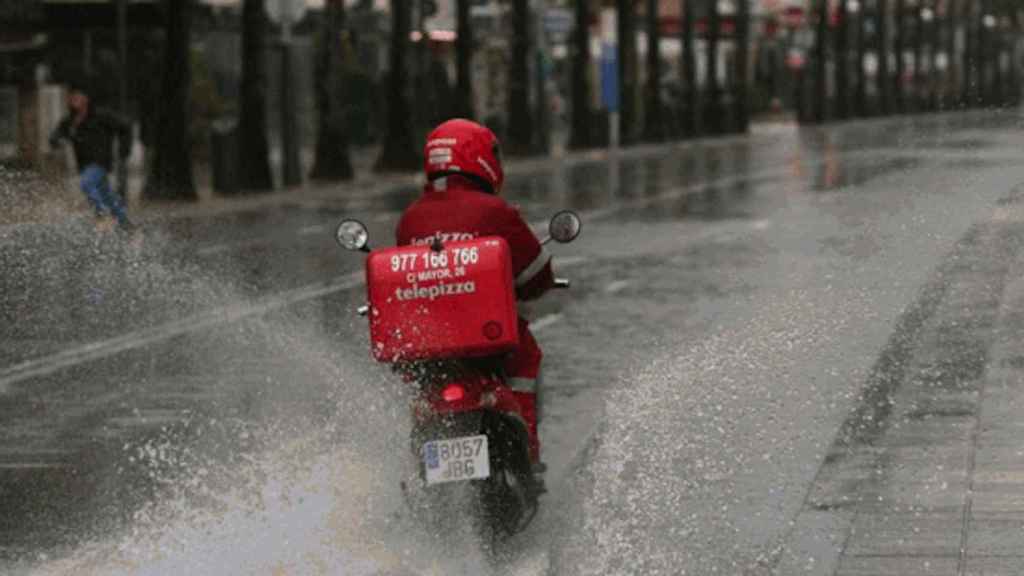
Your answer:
[971,484,1024,516]
[844,514,962,557]
[972,470,1024,484]
[976,429,1024,449]
[890,391,979,419]
[835,556,958,576]
[824,445,971,474]
[973,447,1024,473]
[966,517,1024,556]
[876,420,973,448]
[964,556,1024,576]
[808,469,965,510]
[882,466,968,488]
[810,469,966,515]
[810,446,971,512]
[848,482,966,514]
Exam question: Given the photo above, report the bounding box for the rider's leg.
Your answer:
[506,319,543,464]
[513,389,539,464]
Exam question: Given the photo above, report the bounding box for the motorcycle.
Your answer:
[334,211,581,543]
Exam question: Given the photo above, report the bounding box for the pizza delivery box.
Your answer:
[365,237,520,362]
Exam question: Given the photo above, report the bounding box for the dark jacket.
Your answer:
[49,108,131,173]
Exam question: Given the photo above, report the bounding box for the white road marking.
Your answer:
[197,224,339,255]
[0,272,365,390]
[604,280,630,294]
[0,463,67,470]
[105,409,191,429]
[196,243,234,256]
[555,255,590,268]
[298,224,328,236]
[196,238,274,256]
[530,313,563,332]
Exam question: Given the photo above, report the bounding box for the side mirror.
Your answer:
[548,210,582,244]
[336,219,370,252]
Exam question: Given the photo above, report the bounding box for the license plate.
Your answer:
[423,435,490,485]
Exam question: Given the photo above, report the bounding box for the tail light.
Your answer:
[441,384,465,403]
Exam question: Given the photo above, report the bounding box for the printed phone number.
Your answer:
[390,247,480,273]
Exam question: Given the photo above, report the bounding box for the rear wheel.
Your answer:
[405,411,538,544]
[477,412,539,538]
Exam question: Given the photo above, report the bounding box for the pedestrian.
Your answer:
[49,78,135,233]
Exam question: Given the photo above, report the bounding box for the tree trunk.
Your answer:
[1010,6,1021,106]
[913,0,924,111]
[706,0,723,132]
[144,0,196,200]
[992,9,1003,106]
[310,0,354,181]
[237,0,273,191]
[835,0,849,119]
[617,0,637,143]
[979,0,988,106]
[895,0,905,111]
[962,0,973,106]
[854,2,867,115]
[681,0,695,137]
[454,0,474,118]
[813,0,828,123]
[928,0,939,110]
[568,0,592,149]
[642,0,661,140]
[734,0,749,132]
[506,0,533,154]
[375,0,420,172]
[980,0,989,106]
[944,0,956,108]
[878,0,891,114]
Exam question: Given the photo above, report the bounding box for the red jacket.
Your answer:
[396,177,554,300]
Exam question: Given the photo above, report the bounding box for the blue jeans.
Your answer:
[80,164,129,226]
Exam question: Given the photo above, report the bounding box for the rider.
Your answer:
[396,119,554,473]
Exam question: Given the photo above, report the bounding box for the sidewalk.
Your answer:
[3,129,772,231]
[779,191,1024,575]
[125,133,765,224]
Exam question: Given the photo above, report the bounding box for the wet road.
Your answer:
[4,111,1024,574]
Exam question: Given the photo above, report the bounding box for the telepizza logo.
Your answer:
[394,281,477,301]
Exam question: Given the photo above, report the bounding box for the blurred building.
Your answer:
[0,0,169,165]
[0,0,48,163]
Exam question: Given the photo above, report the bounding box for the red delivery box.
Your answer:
[365,237,520,362]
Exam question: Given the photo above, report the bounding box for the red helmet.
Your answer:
[424,119,504,193]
